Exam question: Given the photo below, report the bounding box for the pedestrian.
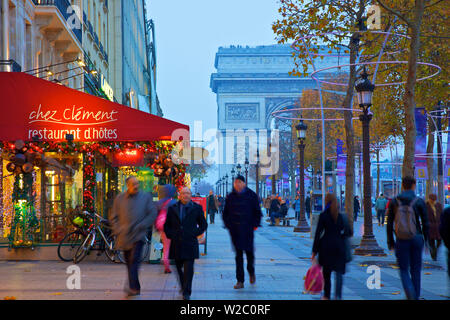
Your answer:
[264,196,271,217]
[269,194,282,226]
[294,195,301,220]
[426,194,442,261]
[375,193,388,226]
[311,193,351,300]
[218,195,225,215]
[439,207,450,278]
[206,190,218,224]
[156,184,177,274]
[353,196,360,222]
[305,195,311,220]
[386,176,430,300]
[164,187,208,300]
[109,176,158,297]
[223,175,262,289]
[280,199,288,218]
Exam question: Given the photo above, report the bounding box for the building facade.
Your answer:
[1,0,160,114]
[0,0,83,89]
[107,0,160,114]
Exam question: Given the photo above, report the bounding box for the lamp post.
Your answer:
[255,149,260,198]
[354,67,385,256]
[225,174,229,195]
[244,157,249,184]
[231,167,236,181]
[294,119,310,232]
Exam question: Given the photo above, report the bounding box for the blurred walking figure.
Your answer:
[223,175,262,289]
[426,194,442,261]
[386,176,430,300]
[440,207,450,278]
[156,184,177,274]
[353,196,360,222]
[263,196,271,217]
[311,193,351,300]
[269,194,281,226]
[110,176,158,297]
[375,194,388,226]
[294,195,301,220]
[206,190,218,224]
[305,195,311,220]
[218,194,225,215]
[164,187,208,300]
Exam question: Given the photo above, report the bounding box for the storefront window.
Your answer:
[41,153,83,243]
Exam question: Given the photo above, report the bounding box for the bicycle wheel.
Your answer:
[73,232,94,264]
[57,231,84,262]
[116,238,150,264]
[104,235,120,263]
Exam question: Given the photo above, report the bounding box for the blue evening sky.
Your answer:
[146,0,280,133]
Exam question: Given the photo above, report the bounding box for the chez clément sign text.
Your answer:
[28,104,118,141]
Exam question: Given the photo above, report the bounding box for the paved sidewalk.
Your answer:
[0,214,448,300]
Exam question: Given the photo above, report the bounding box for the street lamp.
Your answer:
[354,67,385,256]
[225,174,229,195]
[244,157,249,184]
[236,163,242,176]
[255,149,260,198]
[231,167,236,180]
[294,119,310,232]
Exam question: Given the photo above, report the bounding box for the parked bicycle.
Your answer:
[57,208,92,262]
[73,211,120,264]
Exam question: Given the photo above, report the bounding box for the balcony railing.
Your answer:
[32,0,82,44]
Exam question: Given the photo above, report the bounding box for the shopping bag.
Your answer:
[303,262,324,294]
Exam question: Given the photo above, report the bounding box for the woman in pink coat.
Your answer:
[156,185,177,273]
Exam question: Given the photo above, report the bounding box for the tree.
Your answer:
[374,0,448,178]
[273,0,381,233]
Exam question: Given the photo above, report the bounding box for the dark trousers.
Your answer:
[235,249,255,283]
[429,239,441,260]
[322,266,343,299]
[377,209,386,225]
[123,240,144,291]
[208,211,215,224]
[270,211,282,225]
[395,235,424,300]
[354,210,359,222]
[175,259,195,297]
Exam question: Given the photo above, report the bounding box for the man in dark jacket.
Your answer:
[206,190,217,224]
[164,187,208,300]
[223,175,262,289]
[269,195,281,226]
[386,176,430,300]
[440,207,450,278]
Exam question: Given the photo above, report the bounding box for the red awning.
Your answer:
[0,72,189,142]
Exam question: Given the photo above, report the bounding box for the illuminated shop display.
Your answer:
[0,73,189,248]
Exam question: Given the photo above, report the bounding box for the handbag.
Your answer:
[303,262,324,295]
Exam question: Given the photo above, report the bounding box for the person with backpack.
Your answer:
[386,176,430,300]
